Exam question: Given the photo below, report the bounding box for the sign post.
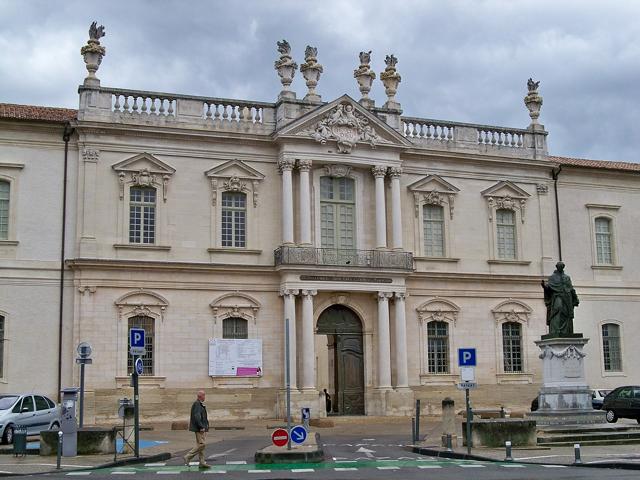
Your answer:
[458,348,477,455]
[285,318,291,451]
[129,328,145,458]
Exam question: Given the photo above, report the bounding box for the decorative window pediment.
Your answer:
[112,153,176,202]
[115,289,169,322]
[210,292,261,323]
[481,180,530,223]
[491,299,532,325]
[205,159,265,208]
[416,298,460,324]
[408,174,459,219]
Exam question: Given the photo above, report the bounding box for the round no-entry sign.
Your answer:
[271,428,289,447]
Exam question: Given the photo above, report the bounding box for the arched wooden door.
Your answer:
[317,305,365,415]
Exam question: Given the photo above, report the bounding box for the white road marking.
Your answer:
[458,464,485,468]
[202,470,226,474]
[111,472,136,475]
[334,460,357,463]
[542,465,567,468]
[66,473,91,476]
[207,448,237,459]
[145,463,166,467]
[291,469,315,473]
[189,462,199,466]
[501,464,525,468]
[156,471,181,475]
[225,461,247,465]
[418,465,442,469]
[339,443,353,446]
[248,470,269,473]
[377,466,399,470]
[334,467,358,471]
[363,438,375,441]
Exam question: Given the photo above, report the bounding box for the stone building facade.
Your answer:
[0,30,638,422]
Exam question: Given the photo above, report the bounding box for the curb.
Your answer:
[254,433,324,464]
[412,446,640,470]
[0,452,172,477]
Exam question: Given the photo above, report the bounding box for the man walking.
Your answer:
[183,390,211,469]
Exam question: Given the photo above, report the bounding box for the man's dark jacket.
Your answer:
[189,400,209,432]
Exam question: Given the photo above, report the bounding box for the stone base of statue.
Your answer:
[527,337,606,426]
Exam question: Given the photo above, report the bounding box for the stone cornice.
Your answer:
[66,258,276,273]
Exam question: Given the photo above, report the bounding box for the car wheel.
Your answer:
[2,425,14,445]
[50,422,60,430]
[606,409,618,423]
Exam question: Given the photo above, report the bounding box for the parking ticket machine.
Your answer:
[60,388,80,456]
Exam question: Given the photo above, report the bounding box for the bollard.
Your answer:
[411,417,416,444]
[415,399,421,442]
[446,434,453,452]
[504,440,513,462]
[56,431,63,470]
[574,443,582,464]
[500,406,505,418]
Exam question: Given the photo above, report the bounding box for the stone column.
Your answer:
[301,289,317,390]
[394,292,409,388]
[80,149,99,256]
[298,160,312,245]
[372,166,388,249]
[389,167,403,250]
[377,292,392,389]
[280,288,299,390]
[278,159,295,244]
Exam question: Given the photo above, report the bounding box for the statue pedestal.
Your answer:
[527,337,606,425]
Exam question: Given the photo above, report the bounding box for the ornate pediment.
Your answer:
[408,175,459,219]
[112,153,176,202]
[115,289,169,322]
[276,95,410,153]
[481,180,531,223]
[491,299,532,324]
[210,292,261,324]
[204,159,265,207]
[416,298,460,324]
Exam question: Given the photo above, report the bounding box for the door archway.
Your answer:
[317,305,365,415]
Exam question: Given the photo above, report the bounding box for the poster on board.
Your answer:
[208,339,263,377]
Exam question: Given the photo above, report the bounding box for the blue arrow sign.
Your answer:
[290,425,307,444]
[134,357,144,376]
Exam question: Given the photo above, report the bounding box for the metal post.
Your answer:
[56,431,63,469]
[446,434,453,452]
[285,318,291,451]
[79,363,85,428]
[465,388,472,454]
[505,440,513,461]
[133,359,140,458]
[415,399,421,442]
[411,417,415,444]
[574,443,582,464]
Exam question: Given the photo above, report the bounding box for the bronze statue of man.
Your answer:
[541,262,580,338]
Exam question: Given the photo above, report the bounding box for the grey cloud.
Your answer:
[0,0,638,161]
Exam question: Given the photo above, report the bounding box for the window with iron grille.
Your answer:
[602,323,622,372]
[320,176,355,249]
[423,204,445,257]
[127,316,154,375]
[221,192,246,247]
[0,315,4,378]
[427,321,449,374]
[0,181,9,240]
[502,322,523,372]
[595,217,613,264]
[129,187,156,244]
[496,209,516,259]
[222,317,248,339]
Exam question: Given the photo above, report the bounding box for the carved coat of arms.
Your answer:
[307,103,379,153]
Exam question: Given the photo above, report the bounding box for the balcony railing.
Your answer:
[274,246,414,271]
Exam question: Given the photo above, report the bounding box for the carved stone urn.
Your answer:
[274,39,298,99]
[80,22,106,87]
[354,51,376,108]
[524,78,543,128]
[380,54,401,110]
[300,46,323,103]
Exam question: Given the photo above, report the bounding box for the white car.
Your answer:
[0,394,60,444]
[592,388,612,410]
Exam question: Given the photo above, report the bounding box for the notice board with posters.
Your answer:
[208,339,263,377]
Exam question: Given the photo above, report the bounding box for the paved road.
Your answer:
[37,434,640,479]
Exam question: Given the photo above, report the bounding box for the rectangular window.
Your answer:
[496,209,516,259]
[0,181,9,240]
[127,316,154,375]
[129,187,156,244]
[595,217,613,264]
[222,318,248,339]
[602,323,622,372]
[221,192,246,247]
[320,177,356,249]
[502,322,523,372]
[423,204,445,257]
[427,321,449,374]
[0,315,4,378]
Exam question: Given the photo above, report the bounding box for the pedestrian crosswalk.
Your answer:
[75,458,572,475]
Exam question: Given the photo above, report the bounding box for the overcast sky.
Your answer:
[1,0,638,161]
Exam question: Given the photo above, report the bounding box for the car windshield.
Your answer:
[0,396,19,410]
[599,390,611,397]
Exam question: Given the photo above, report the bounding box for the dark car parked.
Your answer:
[602,386,640,423]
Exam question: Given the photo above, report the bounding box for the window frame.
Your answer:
[501,321,523,373]
[127,315,155,376]
[128,186,157,245]
[221,191,247,248]
[0,311,7,381]
[495,208,517,260]
[426,320,450,374]
[319,176,356,250]
[587,205,621,269]
[422,204,446,258]
[0,170,21,245]
[222,317,249,339]
[599,320,625,376]
[492,300,533,383]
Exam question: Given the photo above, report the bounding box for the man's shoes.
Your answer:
[198,463,212,469]
[183,456,190,467]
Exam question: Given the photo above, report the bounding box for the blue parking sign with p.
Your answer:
[130,328,145,356]
[458,348,476,367]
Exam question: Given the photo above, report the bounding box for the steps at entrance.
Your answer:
[537,423,640,446]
